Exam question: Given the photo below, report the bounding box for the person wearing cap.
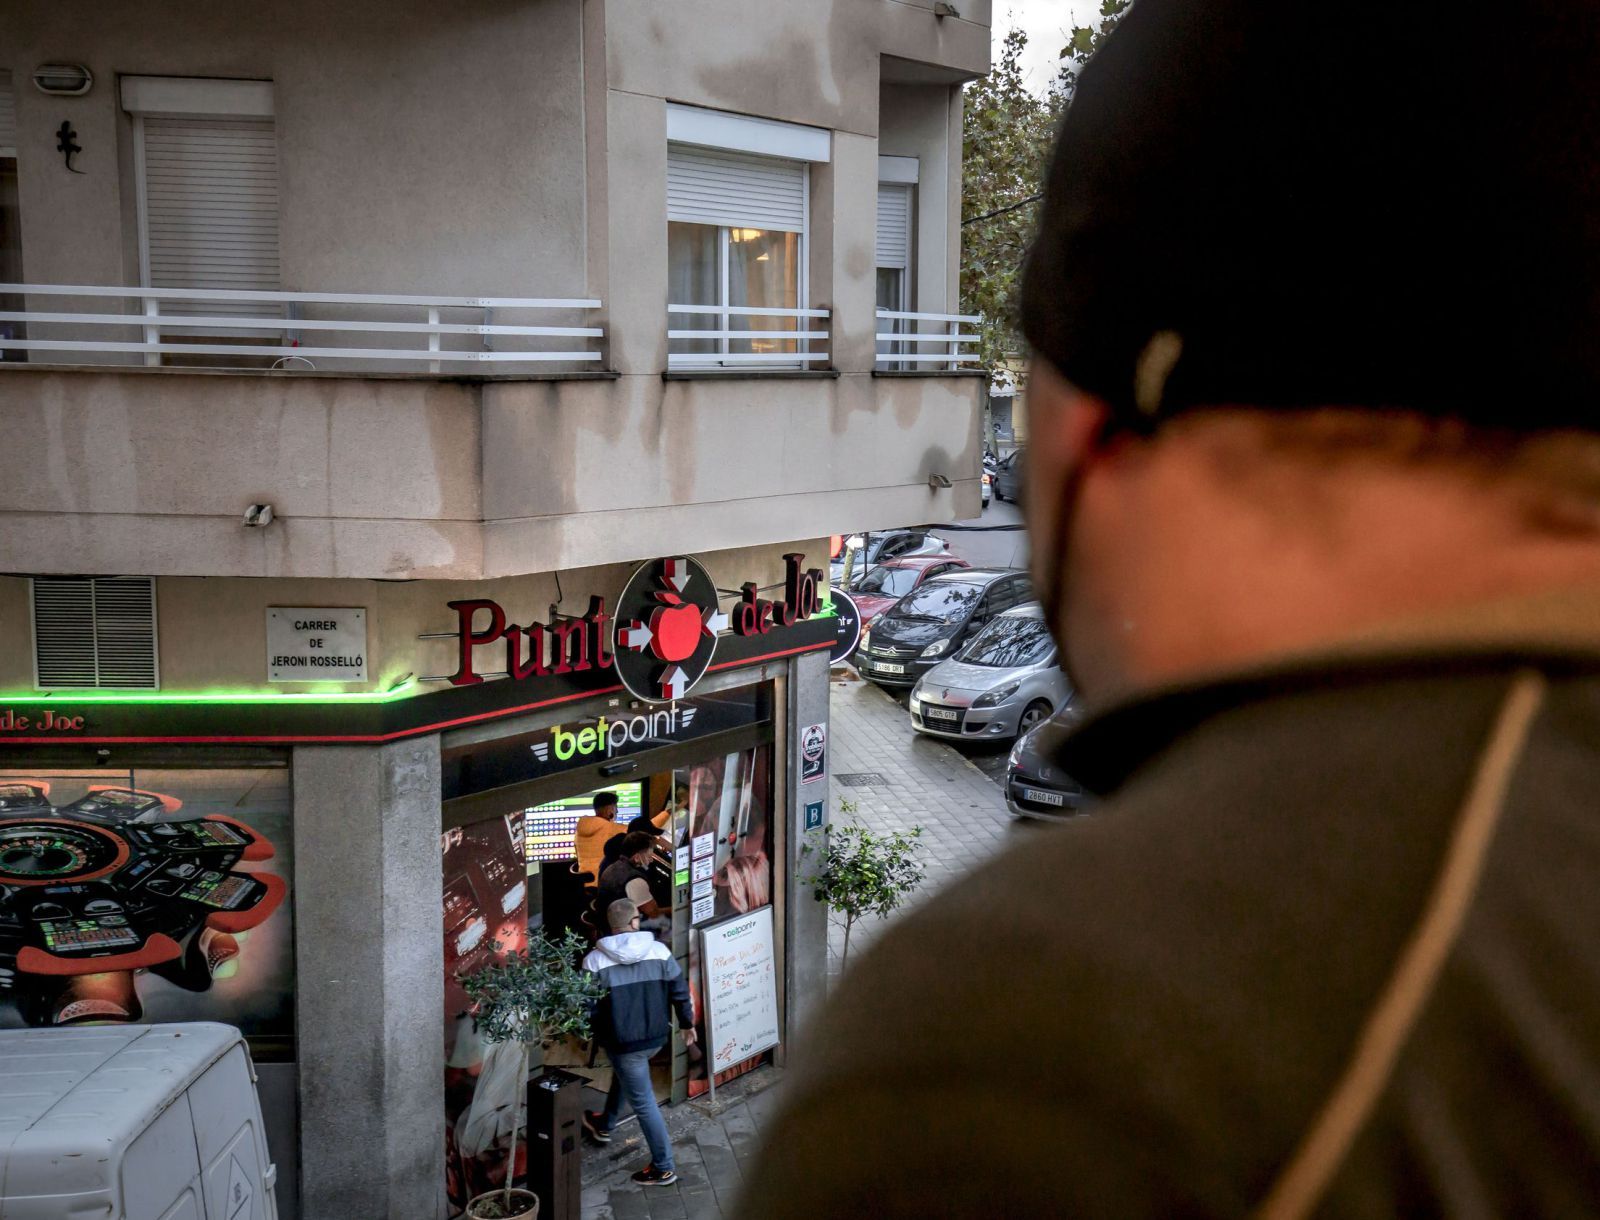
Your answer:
[743,1,1600,1215]
[581,898,697,1187]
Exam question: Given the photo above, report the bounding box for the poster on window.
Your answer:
[0,767,294,1055]
[442,812,529,1214]
[681,745,774,1097]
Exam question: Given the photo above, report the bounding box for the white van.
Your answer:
[0,1023,278,1220]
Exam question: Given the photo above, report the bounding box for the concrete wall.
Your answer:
[0,366,979,579]
[1,0,587,297]
[784,646,832,1042]
[880,82,964,315]
[293,737,446,1219]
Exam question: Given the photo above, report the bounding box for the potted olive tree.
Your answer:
[807,803,925,968]
[459,930,605,1220]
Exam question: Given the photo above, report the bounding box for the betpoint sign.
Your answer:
[445,553,824,703]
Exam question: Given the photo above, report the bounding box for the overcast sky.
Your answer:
[995,0,1107,94]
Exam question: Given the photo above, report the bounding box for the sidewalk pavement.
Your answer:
[580,668,1026,1218]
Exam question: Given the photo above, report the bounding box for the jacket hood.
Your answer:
[593,930,659,965]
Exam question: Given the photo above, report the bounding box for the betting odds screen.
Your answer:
[523,784,641,864]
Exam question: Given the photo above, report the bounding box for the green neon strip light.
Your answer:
[0,686,416,705]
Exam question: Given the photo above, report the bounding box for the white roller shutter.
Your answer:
[33,577,159,689]
[668,145,806,233]
[876,183,912,270]
[140,116,280,301]
[0,74,16,156]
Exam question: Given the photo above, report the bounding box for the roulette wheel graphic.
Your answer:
[0,783,285,1026]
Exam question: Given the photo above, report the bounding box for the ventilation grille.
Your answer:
[33,577,159,689]
[668,145,806,233]
[0,73,15,156]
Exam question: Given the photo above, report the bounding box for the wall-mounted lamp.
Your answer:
[600,760,638,777]
[32,63,93,97]
[243,503,275,527]
[927,473,953,489]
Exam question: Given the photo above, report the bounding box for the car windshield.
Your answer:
[855,566,921,598]
[959,614,1055,667]
[891,581,983,624]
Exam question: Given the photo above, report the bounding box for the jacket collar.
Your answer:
[1059,583,1600,795]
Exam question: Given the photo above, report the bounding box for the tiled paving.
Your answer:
[580,669,1024,1218]
[824,668,1023,973]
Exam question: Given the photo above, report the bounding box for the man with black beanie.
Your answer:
[741,1,1600,1216]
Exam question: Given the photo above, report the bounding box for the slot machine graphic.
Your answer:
[0,783,286,1026]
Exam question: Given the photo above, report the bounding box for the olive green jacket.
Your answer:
[742,590,1600,1217]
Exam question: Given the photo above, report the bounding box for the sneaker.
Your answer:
[582,1111,612,1144]
[631,1165,678,1186]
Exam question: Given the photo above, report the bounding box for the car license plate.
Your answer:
[874,662,905,674]
[1020,787,1065,807]
[926,707,958,721]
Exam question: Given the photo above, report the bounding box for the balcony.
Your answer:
[874,308,980,372]
[666,304,830,371]
[0,283,983,582]
[0,284,604,373]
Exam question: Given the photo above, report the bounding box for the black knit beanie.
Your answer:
[1020,0,1600,433]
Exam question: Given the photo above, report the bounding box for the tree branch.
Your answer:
[962,193,1043,226]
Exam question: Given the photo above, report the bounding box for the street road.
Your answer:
[930,497,1029,571]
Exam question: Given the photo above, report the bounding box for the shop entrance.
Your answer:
[439,683,782,1213]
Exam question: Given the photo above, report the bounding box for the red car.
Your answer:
[848,555,972,626]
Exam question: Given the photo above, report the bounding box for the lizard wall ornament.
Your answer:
[56,121,84,173]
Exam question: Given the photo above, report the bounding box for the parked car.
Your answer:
[909,606,1069,742]
[1005,708,1090,819]
[991,449,1024,503]
[830,529,949,588]
[853,567,1032,688]
[848,555,972,627]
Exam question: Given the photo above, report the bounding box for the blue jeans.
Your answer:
[603,1043,673,1171]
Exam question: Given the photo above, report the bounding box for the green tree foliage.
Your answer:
[807,814,925,967]
[960,4,1132,383]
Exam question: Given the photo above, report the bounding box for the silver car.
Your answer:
[908,605,1069,742]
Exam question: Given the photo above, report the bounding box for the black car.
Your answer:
[992,449,1025,503]
[1005,708,1089,819]
[853,568,1032,687]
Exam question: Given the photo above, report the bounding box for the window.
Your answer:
[32,577,159,689]
[876,181,914,366]
[892,581,984,626]
[668,145,806,366]
[123,77,280,360]
[856,566,921,599]
[0,73,23,363]
[959,615,1056,668]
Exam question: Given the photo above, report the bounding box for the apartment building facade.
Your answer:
[0,2,990,1214]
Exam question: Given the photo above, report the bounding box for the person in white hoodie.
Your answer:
[581,898,697,1186]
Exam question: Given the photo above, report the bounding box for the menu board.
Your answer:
[700,906,779,1075]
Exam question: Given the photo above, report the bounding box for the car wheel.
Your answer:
[1017,700,1051,735]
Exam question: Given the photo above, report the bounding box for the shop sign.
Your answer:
[804,800,824,832]
[613,556,725,703]
[0,708,87,734]
[267,608,367,682]
[440,686,771,800]
[826,588,863,664]
[800,723,826,784]
[443,552,827,705]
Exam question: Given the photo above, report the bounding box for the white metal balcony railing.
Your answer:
[667,304,830,370]
[0,284,604,372]
[875,308,981,371]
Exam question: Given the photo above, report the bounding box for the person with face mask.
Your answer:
[740,0,1600,1215]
